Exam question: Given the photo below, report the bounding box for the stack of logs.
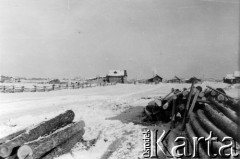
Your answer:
[144,84,239,158]
[184,86,239,158]
[0,110,85,159]
[168,85,239,158]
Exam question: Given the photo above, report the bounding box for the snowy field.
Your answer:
[0,82,238,159]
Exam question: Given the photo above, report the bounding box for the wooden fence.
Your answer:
[0,82,116,93]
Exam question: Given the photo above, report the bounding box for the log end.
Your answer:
[0,146,11,158]
[17,145,33,159]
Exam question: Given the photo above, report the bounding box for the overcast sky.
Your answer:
[0,0,239,79]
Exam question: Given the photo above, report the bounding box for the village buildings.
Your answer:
[223,71,240,84]
[147,74,163,84]
[106,70,127,84]
[167,76,183,83]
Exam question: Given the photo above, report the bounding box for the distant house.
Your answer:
[167,76,182,83]
[106,70,127,83]
[147,74,163,84]
[14,77,27,83]
[185,77,201,83]
[0,75,14,83]
[223,71,240,84]
[234,71,240,83]
[49,79,61,84]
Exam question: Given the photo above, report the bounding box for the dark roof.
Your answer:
[174,76,181,80]
[49,79,61,84]
[148,74,163,80]
[185,77,201,83]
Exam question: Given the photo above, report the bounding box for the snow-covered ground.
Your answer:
[0,83,238,159]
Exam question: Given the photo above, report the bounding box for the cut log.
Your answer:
[155,99,162,107]
[170,98,176,129]
[144,106,152,117]
[188,90,199,114]
[185,123,208,158]
[206,86,233,100]
[198,92,204,98]
[181,82,195,130]
[209,97,238,123]
[217,94,225,102]
[0,110,75,158]
[17,121,85,159]
[167,129,177,159]
[196,109,227,140]
[198,110,240,157]
[189,113,222,153]
[41,130,85,159]
[0,129,26,144]
[204,104,238,141]
[210,91,216,97]
[224,99,239,112]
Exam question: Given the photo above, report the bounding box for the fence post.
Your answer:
[44,86,46,92]
[34,86,37,92]
[21,86,24,92]
[66,83,68,89]
[77,82,80,89]
[12,86,15,93]
[52,84,55,91]
[3,86,5,93]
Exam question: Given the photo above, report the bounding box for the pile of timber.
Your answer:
[144,84,239,158]
[184,86,239,158]
[0,110,85,159]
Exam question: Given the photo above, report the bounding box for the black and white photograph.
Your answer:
[0,0,239,159]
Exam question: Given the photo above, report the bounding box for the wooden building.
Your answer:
[223,71,240,84]
[167,76,182,83]
[49,79,61,84]
[0,75,14,83]
[147,74,163,84]
[106,70,127,83]
[185,77,201,83]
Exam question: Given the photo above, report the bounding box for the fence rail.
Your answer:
[0,82,116,93]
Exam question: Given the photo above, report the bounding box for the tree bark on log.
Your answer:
[0,110,75,158]
[196,109,227,140]
[206,86,234,100]
[0,129,26,145]
[204,104,238,141]
[189,113,222,153]
[196,109,240,155]
[209,97,238,123]
[167,129,177,159]
[185,123,208,158]
[41,130,85,159]
[17,121,85,159]
[187,90,199,115]
[225,99,239,112]
[181,82,195,131]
